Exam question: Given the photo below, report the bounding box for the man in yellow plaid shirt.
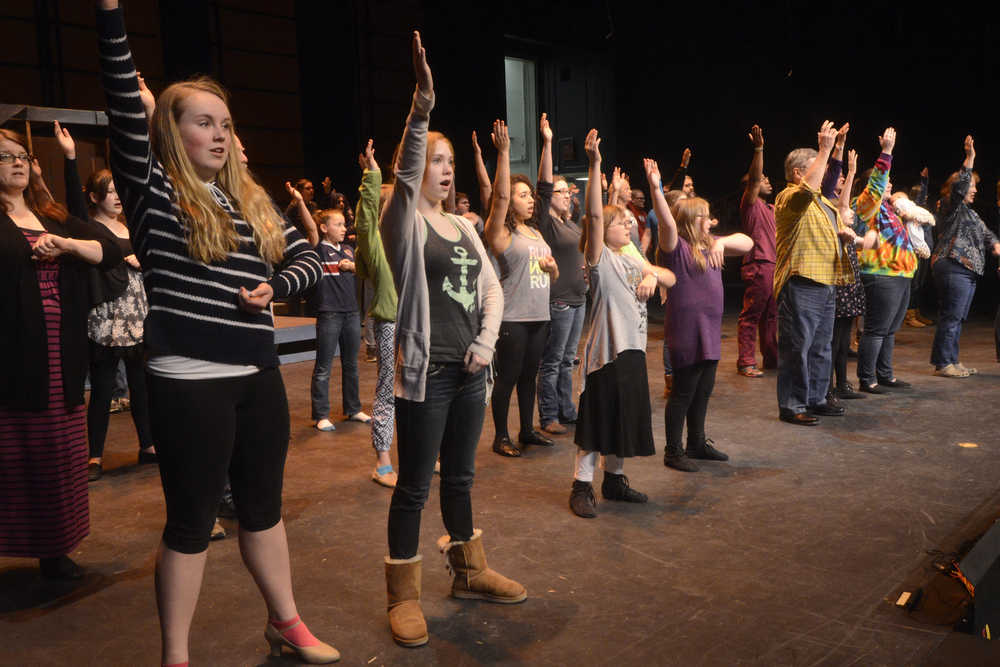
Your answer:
[774,121,857,425]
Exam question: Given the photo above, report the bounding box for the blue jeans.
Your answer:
[857,274,910,384]
[310,311,362,420]
[537,302,585,426]
[388,363,485,559]
[931,258,977,368]
[777,277,835,414]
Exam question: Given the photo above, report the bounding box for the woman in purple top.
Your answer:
[652,159,752,473]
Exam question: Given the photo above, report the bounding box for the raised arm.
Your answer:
[353,139,384,280]
[538,112,553,185]
[483,120,512,254]
[285,181,319,246]
[915,167,929,207]
[583,129,604,266]
[802,121,837,192]
[852,127,895,232]
[741,125,765,208]
[471,130,492,215]
[646,158,678,255]
[666,147,691,190]
[948,136,976,208]
[55,121,90,222]
[821,123,850,200]
[380,31,435,283]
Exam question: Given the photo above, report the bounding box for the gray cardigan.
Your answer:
[380,87,503,402]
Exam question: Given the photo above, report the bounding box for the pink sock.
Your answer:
[270,614,320,647]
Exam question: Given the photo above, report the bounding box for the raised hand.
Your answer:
[835,122,850,149]
[491,119,510,153]
[643,158,661,187]
[600,172,608,191]
[748,124,764,149]
[285,181,303,203]
[879,127,897,155]
[847,148,858,173]
[610,166,622,193]
[584,129,601,164]
[540,112,553,143]
[358,138,378,172]
[964,135,975,160]
[137,72,155,120]
[680,147,692,168]
[30,157,43,182]
[472,130,482,155]
[54,120,75,159]
[412,31,433,95]
[817,120,837,153]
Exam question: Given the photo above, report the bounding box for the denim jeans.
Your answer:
[388,363,485,559]
[310,311,362,420]
[537,302,585,426]
[777,277,835,414]
[857,274,910,384]
[931,258,978,368]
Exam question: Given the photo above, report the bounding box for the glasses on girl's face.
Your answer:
[0,152,33,165]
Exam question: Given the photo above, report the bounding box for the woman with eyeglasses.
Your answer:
[568,132,675,519]
[652,159,752,474]
[0,129,122,579]
[534,113,587,436]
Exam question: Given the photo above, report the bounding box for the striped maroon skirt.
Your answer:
[0,236,89,558]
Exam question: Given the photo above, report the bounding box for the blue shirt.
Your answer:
[312,241,359,312]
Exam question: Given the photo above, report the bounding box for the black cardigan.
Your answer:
[1,211,122,411]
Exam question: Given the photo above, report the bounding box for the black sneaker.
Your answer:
[686,438,729,461]
[569,480,597,518]
[519,429,554,447]
[601,472,648,503]
[664,453,700,472]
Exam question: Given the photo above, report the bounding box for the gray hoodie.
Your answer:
[380,87,503,402]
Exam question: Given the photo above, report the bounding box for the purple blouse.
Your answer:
[663,237,723,369]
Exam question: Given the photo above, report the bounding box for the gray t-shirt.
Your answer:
[581,245,648,382]
[493,227,552,322]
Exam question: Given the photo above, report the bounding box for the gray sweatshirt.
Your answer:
[380,87,503,402]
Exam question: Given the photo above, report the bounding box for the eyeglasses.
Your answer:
[553,189,571,196]
[0,152,33,165]
[612,218,635,228]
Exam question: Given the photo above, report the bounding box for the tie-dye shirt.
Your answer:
[851,153,917,278]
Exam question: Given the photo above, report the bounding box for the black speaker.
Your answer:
[957,519,1000,639]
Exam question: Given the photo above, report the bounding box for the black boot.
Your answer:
[664,446,699,472]
[601,472,648,503]
[39,555,83,580]
[569,480,597,518]
[492,435,522,457]
[686,437,729,461]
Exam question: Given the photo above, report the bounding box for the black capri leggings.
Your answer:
[147,367,290,554]
[491,320,549,438]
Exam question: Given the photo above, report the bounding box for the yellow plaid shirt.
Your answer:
[773,181,855,296]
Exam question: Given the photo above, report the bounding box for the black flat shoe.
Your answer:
[39,555,84,580]
[835,383,866,400]
[807,403,846,416]
[664,453,700,472]
[519,430,554,447]
[686,438,729,461]
[492,436,522,457]
[137,449,158,464]
[779,411,819,426]
[88,462,102,482]
[877,377,911,388]
[859,382,885,394]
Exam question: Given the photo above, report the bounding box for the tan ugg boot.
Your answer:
[437,529,527,603]
[385,555,428,647]
[904,309,926,328]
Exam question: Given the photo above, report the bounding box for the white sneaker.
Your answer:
[315,418,336,431]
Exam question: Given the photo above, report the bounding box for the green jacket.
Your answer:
[354,168,398,321]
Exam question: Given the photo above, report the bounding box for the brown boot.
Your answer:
[904,309,926,328]
[437,529,527,603]
[385,555,428,647]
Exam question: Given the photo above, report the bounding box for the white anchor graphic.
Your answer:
[442,245,478,312]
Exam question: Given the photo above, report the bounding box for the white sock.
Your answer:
[574,449,597,482]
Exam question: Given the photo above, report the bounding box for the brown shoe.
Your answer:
[385,555,428,647]
[542,421,568,435]
[663,374,673,398]
[904,309,926,328]
[438,529,526,603]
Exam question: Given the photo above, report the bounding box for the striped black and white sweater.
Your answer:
[97,8,320,368]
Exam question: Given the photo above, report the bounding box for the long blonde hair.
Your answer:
[673,197,712,272]
[579,204,625,253]
[151,77,285,264]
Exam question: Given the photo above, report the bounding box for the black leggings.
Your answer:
[665,360,718,456]
[491,320,549,438]
[147,368,289,554]
[87,341,153,458]
[830,316,854,391]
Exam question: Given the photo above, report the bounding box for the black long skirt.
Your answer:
[574,349,655,457]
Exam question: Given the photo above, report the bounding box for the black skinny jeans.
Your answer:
[829,316,854,391]
[491,320,549,438]
[388,363,484,559]
[87,341,153,458]
[665,360,718,456]
[147,368,289,554]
